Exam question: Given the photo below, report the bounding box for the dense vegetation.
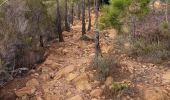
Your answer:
[100,0,170,63]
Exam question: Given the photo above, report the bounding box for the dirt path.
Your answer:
[0,16,170,100]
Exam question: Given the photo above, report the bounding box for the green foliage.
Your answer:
[99,0,150,31]
[112,82,129,91]
[160,21,169,34]
[99,0,132,31]
[25,37,33,46]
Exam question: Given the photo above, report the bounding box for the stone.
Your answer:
[66,73,78,81]
[67,95,83,100]
[44,59,53,65]
[44,93,60,100]
[91,98,98,100]
[36,96,43,100]
[21,95,29,100]
[15,86,36,97]
[62,65,75,75]
[73,73,91,90]
[144,87,167,100]
[75,81,92,91]
[40,74,50,81]
[90,89,103,97]
[54,65,75,80]
[41,67,52,74]
[50,63,61,70]
[26,78,39,87]
[162,71,170,83]
[62,49,69,55]
[73,73,89,83]
[105,76,113,86]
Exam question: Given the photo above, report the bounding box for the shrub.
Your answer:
[92,55,116,81]
[160,21,169,36]
[113,34,170,63]
[112,82,129,92]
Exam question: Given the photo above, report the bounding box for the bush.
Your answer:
[160,21,169,36]
[113,34,170,63]
[92,55,116,81]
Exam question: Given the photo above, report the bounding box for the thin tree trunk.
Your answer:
[56,0,64,42]
[71,3,74,25]
[82,0,86,35]
[94,0,96,10]
[40,35,44,47]
[78,1,81,20]
[95,0,101,57]
[87,0,91,31]
[64,0,70,32]
[37,15,44,47]
[165,0,169,23]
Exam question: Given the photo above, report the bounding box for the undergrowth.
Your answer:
[113,33,170,64]
[92,55,116,81]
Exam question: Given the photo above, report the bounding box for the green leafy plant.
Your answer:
[112,82,129,91]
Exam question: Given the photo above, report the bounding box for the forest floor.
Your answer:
[0,14,170,100]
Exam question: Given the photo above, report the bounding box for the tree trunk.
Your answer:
[78,1,81,20]
[165,0,169,23]
[82,0,86,35]
[40,35,44,47]
[56,0,64,42]
[70,3,74,25]
[64,0,70,32]
[95,0,102,57]
[87,0,91,31]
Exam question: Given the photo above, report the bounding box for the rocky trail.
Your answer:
[0,16,170,100]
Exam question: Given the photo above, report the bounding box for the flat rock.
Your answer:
[44,93,60,100]
[44,59,53,65]
[105,76,113,86]
[62,65,75,75]
[73,73,89,82]
[15,86,36,97]
[36,96,43,100]
[40,73,50,81]
[90,89,103,97]
[54,65,75,80]
[144,87,167,100]
[41,67,52,74]
[75,80,92,91]
[67,95,83,100]
[66,73,78,81]
[73,73,91,90]
[26,78,39,87]
[50,63,61,70]
[91,98,98,100]
[162,71,170,83]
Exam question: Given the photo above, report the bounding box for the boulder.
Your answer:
[62,65,75,75]
[15,86,36,97]
[105,76,113,86]
[66,73,78,81]
[26,78,39,87]
[44,93,60,100]
[144,87,167,100]
[162,71,170,83]
[90,89,103,97]
[40,73,50,81]
[67,95,83,100]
